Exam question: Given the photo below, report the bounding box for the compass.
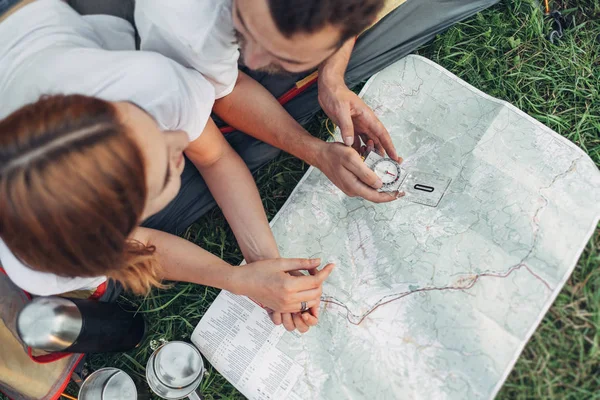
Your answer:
[363,151,453,205]
[363,151,405,192]
[373,158,401,185]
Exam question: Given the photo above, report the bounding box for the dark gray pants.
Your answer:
[68,0,499,235]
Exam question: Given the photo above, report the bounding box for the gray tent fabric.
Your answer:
[67,0,140,47]
[67,0,499,234]
[0,0,21,15]
[68,0,135,26]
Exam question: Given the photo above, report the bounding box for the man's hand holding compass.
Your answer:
[361,139,405,198]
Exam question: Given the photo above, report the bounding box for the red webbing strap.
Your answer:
[27,347,74,364]
[89,281,107,300]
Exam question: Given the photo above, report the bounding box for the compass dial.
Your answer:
[373,159,401,185]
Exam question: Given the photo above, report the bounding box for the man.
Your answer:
[133,0,499,233]
[135,0,398,212]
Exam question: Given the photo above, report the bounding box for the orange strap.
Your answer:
[50,354,85,400]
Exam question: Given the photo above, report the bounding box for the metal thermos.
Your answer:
[146,341,205,400]
[17,296,146,353]
[79,368,137,400]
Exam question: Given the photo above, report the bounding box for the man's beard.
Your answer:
[234,30,299,76]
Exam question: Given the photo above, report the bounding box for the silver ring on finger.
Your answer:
[300,301,308,312]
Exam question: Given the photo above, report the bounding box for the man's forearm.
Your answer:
[213,71,324,166]
[318,38,355,85]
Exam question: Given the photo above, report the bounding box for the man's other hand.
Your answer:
[318,80,400,162]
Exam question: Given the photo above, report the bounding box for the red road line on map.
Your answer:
[321,264,552,325]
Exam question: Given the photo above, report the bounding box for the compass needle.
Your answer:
[364,151,404,192]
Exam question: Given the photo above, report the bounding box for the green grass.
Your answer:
[416,2,600,397]
[39,0,600,398]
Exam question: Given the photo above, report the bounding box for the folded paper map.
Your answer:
[193,55,600,400]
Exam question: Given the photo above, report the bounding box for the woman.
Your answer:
[0,0,333,333]
[0,94,334,333]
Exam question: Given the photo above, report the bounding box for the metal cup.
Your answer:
[79,368,137,400]
[146,341,205,400]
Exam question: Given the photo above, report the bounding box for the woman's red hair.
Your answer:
[0,94,162,294]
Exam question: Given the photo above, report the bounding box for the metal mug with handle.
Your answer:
[146,341,205,400]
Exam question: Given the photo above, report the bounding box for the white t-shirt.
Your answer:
[0,0,216,296]
[0,241,107,296]
[135,0,240,99]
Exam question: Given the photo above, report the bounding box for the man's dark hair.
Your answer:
[268,0,385,43]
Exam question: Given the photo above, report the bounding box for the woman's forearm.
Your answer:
[133,227,241,291]
[184,118,279,263]
[195,140,279,263]
[133,227,331,315]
